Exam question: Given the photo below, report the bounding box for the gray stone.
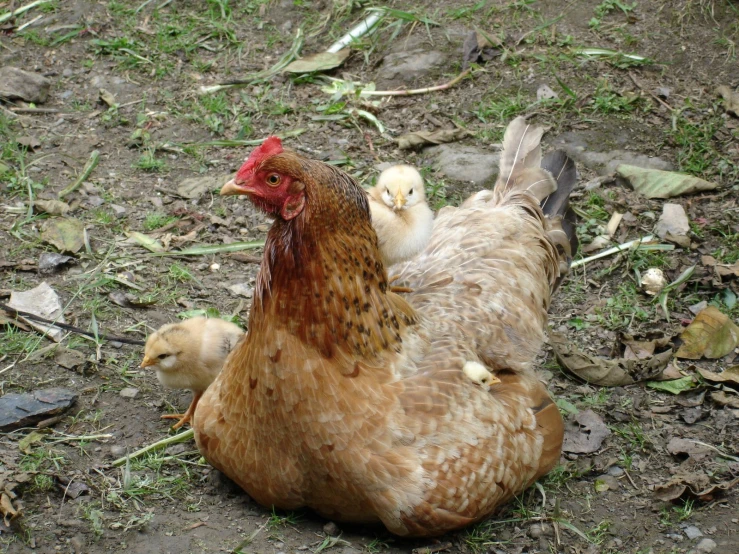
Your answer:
[428,144,500,184]
[110,204,127,218]
[551,131,674,176]
[377,49,446,86]
[696,538,716,552]
[537,84,558,101]
[607,465,624,477]
[684,526,703,540]
[0,67,51,103]
[119,387,139,399]
[177,174,229,200]
[228,283,253,298]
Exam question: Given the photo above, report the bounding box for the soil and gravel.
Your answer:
[0,1,738,553]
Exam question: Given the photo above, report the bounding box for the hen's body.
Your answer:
[195,119,574,536]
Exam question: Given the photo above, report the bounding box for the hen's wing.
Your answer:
[379,117,574,535]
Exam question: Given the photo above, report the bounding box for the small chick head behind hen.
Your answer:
[374,165,426,211]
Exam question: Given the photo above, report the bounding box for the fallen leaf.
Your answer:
[647,376,696,395]
[126,231,164,253]
[283,49,350,74]
[54,348,90,373]
[666,438,712,459]
[41,217,85,254]
[397,128,471,150]
[617,164,719,198]
[550,330,673,386]
[99,88,117,107]
[56,475,89,499]
[717,85,739,117]
[462,30,502,68]
[18,431,46,454]
[177,174,230,200]
[562,409,611,454]
[38,252,75,275]
[675,306,739,359]
[696,366,739,386]
[33,200,70,216]
[710,390,739,408]
[654,203,690,246]
[17,136,41,149]
[713,260,739,280]
[7,282,66,342]
[0,491,19,525]
[654,474,739,502]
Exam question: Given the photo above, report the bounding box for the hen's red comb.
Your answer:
[235,136,283,182]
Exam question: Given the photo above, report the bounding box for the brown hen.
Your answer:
[196,117,576,537]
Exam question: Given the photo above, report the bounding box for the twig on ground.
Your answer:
[0,0,51,25]
[628,72,673,111]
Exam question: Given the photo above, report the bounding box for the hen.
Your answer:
[199,117,577,537]
[367,165,434,268]
[141,316,244,429]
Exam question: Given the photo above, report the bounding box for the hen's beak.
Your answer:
[220,178,242,196]
[393,191,406,210]
[139,356,155,368]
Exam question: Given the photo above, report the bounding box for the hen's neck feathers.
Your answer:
[250,153,417,361]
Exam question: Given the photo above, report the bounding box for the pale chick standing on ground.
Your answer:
[367,165,434,269]
[140,316,244,430]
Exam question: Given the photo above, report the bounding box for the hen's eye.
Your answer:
[266,174,281,186]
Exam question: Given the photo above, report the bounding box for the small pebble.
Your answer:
[684,526,703,539]
[110,204,127,218]
[119,387,139,399]
[607,465,624,477]
[696,538,717,553]
[210,263,220,272]
[323,521,339,536]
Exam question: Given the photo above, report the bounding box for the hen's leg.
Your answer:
[388,274,413,294]
[161,391,202,430]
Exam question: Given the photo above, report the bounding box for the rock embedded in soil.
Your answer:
[376,49,446,88]
[119,387,139,399]
[428,144,500,185]
[551,131,674,175]
[654,203,690,246]
[0,67,51,103]
[684,525,703,539]
[0,388,78,431]
[695,538,717,553]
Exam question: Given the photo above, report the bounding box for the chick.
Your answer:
[367,164,434,269]
[140,316,244,430]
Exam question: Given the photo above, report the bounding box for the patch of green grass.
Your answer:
[476,92,530,131]
[168,263,195,283]
[612,421,649,451]
[0,326,41,357]
[136,149,167,172]
[579,387,611,408]
[266,508,302,530]
[143,212,177,231]
[591,81,640,114]
[589,0,637,29]
[363,538,390,553]
[587,519,612,544]
[597,282,651,330]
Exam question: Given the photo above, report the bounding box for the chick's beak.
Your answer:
[139,356,155,368]
[393,191,406,210]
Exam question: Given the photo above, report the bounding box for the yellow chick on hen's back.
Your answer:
[140,316,244,429]
[367,165,434,269]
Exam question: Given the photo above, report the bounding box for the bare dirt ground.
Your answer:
[1,0,738,553]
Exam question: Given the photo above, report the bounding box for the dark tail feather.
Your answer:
[540,150,578,259]
[540,151,577,217]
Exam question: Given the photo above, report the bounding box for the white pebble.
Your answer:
[210,263,220,272]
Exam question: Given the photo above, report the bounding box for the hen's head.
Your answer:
[221,137,307,220]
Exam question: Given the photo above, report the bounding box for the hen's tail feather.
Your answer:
[540,151,577,218]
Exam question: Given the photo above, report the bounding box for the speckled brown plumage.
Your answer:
[194,117,573,537]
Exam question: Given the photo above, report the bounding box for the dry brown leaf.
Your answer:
[675,307,739,359]
[562,409,611,454]
[654,474,739,502]
[714,260,739,279]
[710,390,739,408]
[550,330,673,386]
[666,438,712,459]
[696,366,739,386]
[397,128,471,150]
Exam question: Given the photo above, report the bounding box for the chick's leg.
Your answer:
[161,391,202,430]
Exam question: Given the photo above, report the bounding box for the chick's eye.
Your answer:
[266,174,281,186]
[408,188,414,195]
[157,354,168,360]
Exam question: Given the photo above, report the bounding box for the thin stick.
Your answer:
[58,150,99,198]
[10,107,59,114]
[0,0,50,24]
[110,429,195,467]
[571,235,672,268]
[16,12,41,31]
[628,72,673,111]
[358,69,471,97]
